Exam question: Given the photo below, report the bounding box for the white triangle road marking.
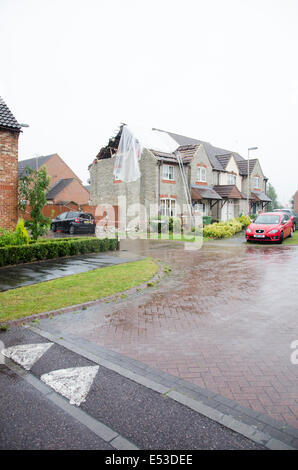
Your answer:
[1,343,53,370]
[41,366,99,406]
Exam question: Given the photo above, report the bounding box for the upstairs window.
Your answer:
[228,174,236,185]
[197,167,207,182]
[162,165,174,180]
[253,176,261,189]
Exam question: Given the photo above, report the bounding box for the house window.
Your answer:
[197,167,207,182]
[160,198,176,217]
[253,176,260,189]
[228,174,236,185]
[162,165,174,181]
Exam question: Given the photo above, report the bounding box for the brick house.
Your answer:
[293,190,298,213]
[18,153,90,205]
[0,96,22,230]
[89,126,271,225]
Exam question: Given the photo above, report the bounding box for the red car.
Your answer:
[245,212,293,243]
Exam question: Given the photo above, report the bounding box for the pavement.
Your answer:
[0,235,298,450]
[0,251,140,292]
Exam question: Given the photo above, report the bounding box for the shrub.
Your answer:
[15,218,30,245]
[0,237,118,267]
[203,218,243,239]
[236,215,251,228]
[0,228,16,247]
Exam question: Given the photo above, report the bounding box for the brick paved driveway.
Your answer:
[40,238,298,428]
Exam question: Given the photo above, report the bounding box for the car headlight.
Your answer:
[268,229,278,234]
[246,228,252,233]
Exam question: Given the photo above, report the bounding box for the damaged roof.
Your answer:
[95,125,258,177]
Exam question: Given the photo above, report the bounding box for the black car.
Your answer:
[50,211,96,234]
[272,208,298,231]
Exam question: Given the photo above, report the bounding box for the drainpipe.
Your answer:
[158,161,161,215]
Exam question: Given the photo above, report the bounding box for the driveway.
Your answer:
[32,237,298,430]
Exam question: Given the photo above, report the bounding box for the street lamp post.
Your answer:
[247,147,258,216]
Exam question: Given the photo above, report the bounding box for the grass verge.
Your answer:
[0,258,158,323]
[283,230,298,245]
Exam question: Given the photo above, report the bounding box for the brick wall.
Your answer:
[19,202,118,226]
[0,128,20,230]
[53,178,90,205]
[38,154,89,204]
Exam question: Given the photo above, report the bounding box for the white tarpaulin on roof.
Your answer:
[113,125,179,183]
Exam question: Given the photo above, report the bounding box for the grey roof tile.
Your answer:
[18,154,55,177]
[0,96,21,131]
[46,178,74,200]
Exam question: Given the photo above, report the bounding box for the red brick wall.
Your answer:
[39,154,89,204]
[0,129,20,230]
[42,154,82,187]
[20,203,118,227]
[54,179,90,205]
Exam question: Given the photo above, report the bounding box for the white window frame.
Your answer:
[160,198,176,217]
[197,167,207,182]
[162,165,175,181]
[228,174,236,185]
[253,176,260,189]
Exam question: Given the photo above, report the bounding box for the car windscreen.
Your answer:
[67,212,79,218]
[254,215,281,224]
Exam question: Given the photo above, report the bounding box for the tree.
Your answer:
[18,167,51,240]
[266,183,281,212]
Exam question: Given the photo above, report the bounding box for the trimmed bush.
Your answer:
[203,218,243,239]
[0,238,118,267]
[236,215,251,228]
[15,219,30,245]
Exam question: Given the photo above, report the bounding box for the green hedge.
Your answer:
[0,238,118,267]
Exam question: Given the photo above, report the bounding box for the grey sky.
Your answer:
[1,0,297,204]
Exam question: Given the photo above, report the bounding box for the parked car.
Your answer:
[272,208,298,231]
[50,211,96,234]
[245,212,293,243]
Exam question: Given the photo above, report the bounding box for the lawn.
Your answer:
[283,230,298,245]
[0,258,158,323]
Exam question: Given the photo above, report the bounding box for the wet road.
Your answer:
[0,327,266,450]
[36,236,298,430]
[0,251,140,292]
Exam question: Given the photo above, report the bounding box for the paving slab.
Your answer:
[34,238,298,430]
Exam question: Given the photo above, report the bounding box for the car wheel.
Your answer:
[51,224,56,232]
[293,223,296,231]
[278,232,284,244]
[69,226,75,235]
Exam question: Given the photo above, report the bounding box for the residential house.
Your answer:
[18,153,90,205]
[89,126,271,227]
[0,96,22,230]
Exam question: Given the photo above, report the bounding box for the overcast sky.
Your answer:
[1,0,297,204]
